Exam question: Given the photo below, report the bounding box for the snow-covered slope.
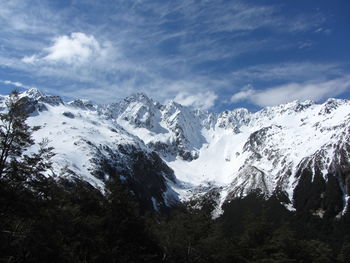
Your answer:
[1,89,350,217]
[0,89,179,212]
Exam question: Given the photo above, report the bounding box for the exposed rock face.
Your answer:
[90,146,178,211]
[1,88,349,217]
[228,166,271,198]
[292,131,350,218]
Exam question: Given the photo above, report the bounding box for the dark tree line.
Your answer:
[151,199,350,263]
[1,91,350,262]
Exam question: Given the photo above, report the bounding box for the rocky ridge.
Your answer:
[1,88,349,217]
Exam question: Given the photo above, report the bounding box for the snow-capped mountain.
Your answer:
[1,88,349,217]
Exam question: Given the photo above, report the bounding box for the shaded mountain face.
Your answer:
[1,88,349,217]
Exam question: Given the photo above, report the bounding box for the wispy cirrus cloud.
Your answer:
[231,62,345,83]
[0,0,347,110]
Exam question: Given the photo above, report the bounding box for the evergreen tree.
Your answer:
[0,90,38,178]
[103,176,162,262]
[338,241,350,263]
[0,90,55,262]
[152,205,213,263]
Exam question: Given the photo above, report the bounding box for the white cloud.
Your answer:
[231,62,344,82]
[231,76,350,107]
[1,80,35,90]
[231,84,254,103]
[174,91,218,110]
[44,33,102,64]
[22,55,37,64]
[298,41,313,49]
[22,32,108,65]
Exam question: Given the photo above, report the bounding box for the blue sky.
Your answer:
[0,0,349,112]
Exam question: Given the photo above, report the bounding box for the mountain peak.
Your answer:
[323,98,347,106]
[256,99,315,119]
[20,88,63,106]
[21,88,45,100]
[272,99,314,112]
[68,99,95,110]
[164,100,186,114]
[124,92,154,105]
[319,98,348,115]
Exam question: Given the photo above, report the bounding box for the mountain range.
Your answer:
[1,88,349,218]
